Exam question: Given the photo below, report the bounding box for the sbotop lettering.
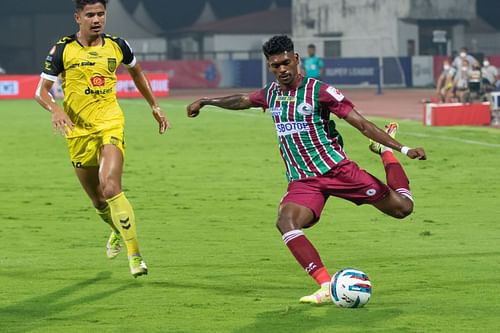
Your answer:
[275,122,310,136]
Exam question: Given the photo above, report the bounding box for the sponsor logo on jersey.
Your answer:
[366,189,377,196]
[276,95,296,102]
[108,58,117,72]
[271,107,282,116]
[88,51,99,58]
[275,122,310,136]
[90,75,105,87]
[69,61,96,69]
[85,87,113,95]
[326,86,344,102]
[297,102,313,116]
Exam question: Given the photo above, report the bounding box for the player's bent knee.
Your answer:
[276,215,296,234]
[101,181,122,199]
[276,203,315,234]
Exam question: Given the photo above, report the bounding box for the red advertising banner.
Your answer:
[118,60,221,88]
[0,73,169,99]
[115,73,169,97]
[0,75,39,99]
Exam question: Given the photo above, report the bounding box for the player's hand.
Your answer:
[186,99,204,118]
[152,106,170,134]
[407,147,426,160]
[51,107,74,136]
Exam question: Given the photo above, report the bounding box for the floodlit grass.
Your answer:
[0,99,499,332]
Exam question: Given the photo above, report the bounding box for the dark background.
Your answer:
[0,0,498,74]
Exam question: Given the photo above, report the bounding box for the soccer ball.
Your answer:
[330,268,372,308]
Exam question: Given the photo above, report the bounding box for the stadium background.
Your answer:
[1,0,500,91]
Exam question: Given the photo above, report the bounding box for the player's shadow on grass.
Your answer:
[0,271,134,333]
[232,305,402,333]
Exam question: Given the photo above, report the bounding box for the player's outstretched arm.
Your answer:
[344,108,427,160]
[34,78,74,136]
[186,94,254,118]
[127,63,170,134]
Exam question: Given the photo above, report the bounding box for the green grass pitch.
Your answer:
[0,98,499,332]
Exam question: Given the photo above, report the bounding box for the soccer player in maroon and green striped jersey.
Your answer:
[186,35,426,304]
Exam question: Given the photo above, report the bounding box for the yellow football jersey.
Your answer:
[41,34,136,137]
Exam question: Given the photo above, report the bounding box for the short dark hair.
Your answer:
[74,0,108,11]
[308,44,316,49]
[262,35,294,59]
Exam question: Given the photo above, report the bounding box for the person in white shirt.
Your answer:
[481,58,499,92]
[452,47,479,72]
[436,58,456,103]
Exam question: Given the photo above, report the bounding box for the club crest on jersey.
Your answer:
[297,102,313,116]
[107,58,117,72]
[276,96,296,102]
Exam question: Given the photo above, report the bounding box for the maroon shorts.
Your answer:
[281,159,389,223]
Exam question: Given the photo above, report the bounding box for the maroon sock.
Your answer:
[282,230,330,285]
[382,151,413,201]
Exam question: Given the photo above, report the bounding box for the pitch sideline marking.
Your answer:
[121,101,500,148]
[404,132,500,148]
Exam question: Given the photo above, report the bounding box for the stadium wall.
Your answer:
[4,56,500,96]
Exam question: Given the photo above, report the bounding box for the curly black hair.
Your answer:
[74,0,108,11]
[262,35,294,59]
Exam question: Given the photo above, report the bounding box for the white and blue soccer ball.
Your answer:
[330,268,372,308]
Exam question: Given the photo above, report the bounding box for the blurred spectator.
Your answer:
[435,58,456,103]
[467,63,482,101]
[301,44,325,80]
[481,58,499,92]
[453,59,472,103]
[452,47,479,71]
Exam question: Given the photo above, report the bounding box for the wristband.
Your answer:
[400,146,411,156]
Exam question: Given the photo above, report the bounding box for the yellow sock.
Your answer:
[106,192,140,256]
[96,205,119,234]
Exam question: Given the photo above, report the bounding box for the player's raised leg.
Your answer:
[277,202,332,304]
[99,144,147,277]
[74,166,123,259]
[369,122,414,218]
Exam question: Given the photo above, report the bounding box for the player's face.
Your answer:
[267,52,299,87]
[75,3,107,38]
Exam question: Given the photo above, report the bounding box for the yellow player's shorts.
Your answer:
[66,126,125,168]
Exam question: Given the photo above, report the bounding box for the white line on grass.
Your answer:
[404,132,500,148]
[120,101,500,148]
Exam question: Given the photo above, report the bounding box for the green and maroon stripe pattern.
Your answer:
[265,78,346,181]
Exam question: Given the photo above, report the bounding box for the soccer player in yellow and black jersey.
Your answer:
[34,0,169,278]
